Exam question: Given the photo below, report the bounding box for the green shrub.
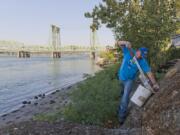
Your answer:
[167,47,180,60]
[63,64,121,126]
[99,51,115,61]
[153,47,180,70]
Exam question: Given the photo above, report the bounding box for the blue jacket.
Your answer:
[118,46,151,81]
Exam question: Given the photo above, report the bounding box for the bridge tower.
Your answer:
[90,22,98,59]
[50,25,61,58]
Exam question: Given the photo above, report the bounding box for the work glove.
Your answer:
[116,41,131,48]
[153,83,160,92]
[125,41,131,48]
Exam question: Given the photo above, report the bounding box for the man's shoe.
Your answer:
[119,120,124,125]
[119,117,126,125]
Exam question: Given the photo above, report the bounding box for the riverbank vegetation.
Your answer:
[85,0,179,70]
[32,63,122,127]
[63,64,120,126]
[99,51,115,61]
[34,63,121,127]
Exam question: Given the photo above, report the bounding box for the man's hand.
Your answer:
[153,83,160,92]
[147,72,160,92]
[116,41,131,48]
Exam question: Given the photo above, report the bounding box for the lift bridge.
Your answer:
[0,25,104,58]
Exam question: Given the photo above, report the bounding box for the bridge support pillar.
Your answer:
[52,51,61,58]
[90,51,96,59]
[17,51,30,58]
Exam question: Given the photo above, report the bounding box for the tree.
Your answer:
[85,0,177,69]
[175,0,180,34]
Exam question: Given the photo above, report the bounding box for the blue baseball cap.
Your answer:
[139,47,148,58]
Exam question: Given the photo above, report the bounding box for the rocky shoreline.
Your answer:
[0,83,76,128]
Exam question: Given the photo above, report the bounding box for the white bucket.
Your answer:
[131,84,152,107]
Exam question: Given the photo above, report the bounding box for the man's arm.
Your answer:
[139,58,159,92]
[116,41,132,54]
[147,72,160,92]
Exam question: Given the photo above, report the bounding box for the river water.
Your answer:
[0,54,101,116]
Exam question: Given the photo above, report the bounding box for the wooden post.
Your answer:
[17,51,30,58]
[91,51,96,59]
[52,51,61,58]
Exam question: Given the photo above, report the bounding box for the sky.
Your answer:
[0,0,115,46]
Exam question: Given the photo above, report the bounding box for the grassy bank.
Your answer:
[34,63,121,127]
[63,64,120,126]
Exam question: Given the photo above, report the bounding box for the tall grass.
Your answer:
[63,64,121,126]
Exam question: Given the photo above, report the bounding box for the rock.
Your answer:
[16,116,20,120]
[51,91,56,95]
[64,101,68,104]
[50,100,56,104]
[56,90,60,92]
[68,130,72,134]
[1,114,7,117]
[38,94,42,97]
[83,73,91,78]
[21,105,25,108]
[34,96,38,99]
[67,86,72,89]
[38,94,45,98]
[42,94,45,98]
[27,101,31,104]
[6,121,12,124]
[22,101,31,104]
[22,101,27,104]
[13,127,18,130]
[165,67,178,78]
[34,102,38,106]
[12,110,19,113]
